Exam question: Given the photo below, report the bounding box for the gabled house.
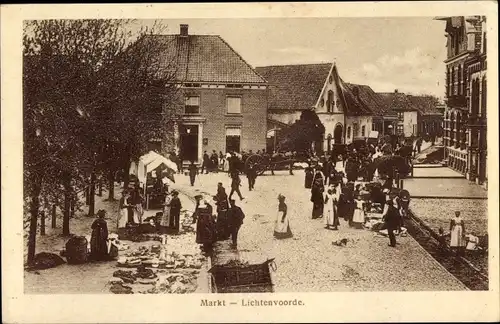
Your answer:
[257,63,380,153]
[142,24,268,163]
[378,90,443,138]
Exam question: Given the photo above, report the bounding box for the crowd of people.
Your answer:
[302,146,410,247]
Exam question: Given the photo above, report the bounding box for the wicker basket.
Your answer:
[65,236,88,264]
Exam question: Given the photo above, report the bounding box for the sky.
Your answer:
[131,18,448,98]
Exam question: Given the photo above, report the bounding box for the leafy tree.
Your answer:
[277,109,325,154]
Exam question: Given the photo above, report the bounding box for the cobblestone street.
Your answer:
[172,169,467,292]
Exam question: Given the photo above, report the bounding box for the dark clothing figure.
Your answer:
[383,204,400,247]
[126,196,135,224]
[228,204,245,246]
[210,152,219,172]
[339,187,355,224]
[90,217,108,261]
[214,188,230,240]
[201,152,210,174]
[229,173,244,200]
[345,158,359,182]
[304,167,314,189]
[246,165,257,191]
[188,163,198,186]
[169,195,182,232]
[310,182,324,219]
[194,202,216,253]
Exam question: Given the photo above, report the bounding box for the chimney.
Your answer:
[394,89,399,93]
[180,24,189,37]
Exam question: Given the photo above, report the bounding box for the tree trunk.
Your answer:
[40,210,46,235]
[62,172,71,236]
[51,204,57,229]
[88,172,96,216]
[98,177,103,196]
[107,169,115,201]
[70,196,75,218]
[27,173,43,265]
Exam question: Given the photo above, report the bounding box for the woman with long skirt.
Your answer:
[195,198,216,254]
[324,185,340,230]
[352,195,366,229]
[450,211,465,256]
[118,191,131,228]
[310,179,325,219]
[160,193,172,233]
[274,194,293,239]
[90,209,109,261]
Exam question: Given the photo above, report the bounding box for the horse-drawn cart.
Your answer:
[244,152,309,175]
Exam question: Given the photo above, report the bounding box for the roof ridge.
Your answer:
[256,63,332,68]
[216,35,266,83]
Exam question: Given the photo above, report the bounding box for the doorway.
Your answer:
[180,124,199,163]
[334,124,343,144]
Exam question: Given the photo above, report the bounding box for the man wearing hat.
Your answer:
[228,199,245,248]
[382,196,399,247]
[169,190,182,233]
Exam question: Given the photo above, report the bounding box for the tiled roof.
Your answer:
[344,83,396,117]
[378,92,442,115]
[330,65,371,116]
[255,64,332,111]
[378,92,417,112]
[141,35,266,84]
[407,95,443,115]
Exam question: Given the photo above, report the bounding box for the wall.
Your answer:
[315,69,343,114]
[177,87,268,158]
[318,113,344,150]
[345,115,373,144]
[402,111,418,137]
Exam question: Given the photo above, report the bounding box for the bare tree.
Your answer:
[23,19,179,264]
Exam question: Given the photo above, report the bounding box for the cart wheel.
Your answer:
[245,154,266,175]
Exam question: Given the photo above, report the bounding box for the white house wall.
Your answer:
[345,116,373,144]
[315,66,344,114]
[403,111,418,137]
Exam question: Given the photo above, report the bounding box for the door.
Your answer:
[333,124,343,144]
[180,124,199,162]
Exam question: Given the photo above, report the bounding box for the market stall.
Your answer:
[129,151,178,210]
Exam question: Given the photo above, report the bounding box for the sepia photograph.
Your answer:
[2,2,499,323]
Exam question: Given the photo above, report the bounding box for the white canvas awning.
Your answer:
[135,151,178,184]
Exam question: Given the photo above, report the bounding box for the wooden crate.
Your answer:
[208,259,275,293]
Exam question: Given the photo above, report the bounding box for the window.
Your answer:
[361,125,366,137]
[320,98,324,107]
[226,96,242,114]
[347,126,351,139]
[372,123,376,131]
[327,91,334,113]
[353,123,359,138]
[397,125,404,135]
[412,124,417,135]
[185,96,200,114]
[397,112,404,121]
[225,126,241,153]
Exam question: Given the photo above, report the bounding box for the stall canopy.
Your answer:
[131,151,178,184]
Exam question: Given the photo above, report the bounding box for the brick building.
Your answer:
[256,63,386,153]
[437,16,487,184]
[144,24,268,164]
